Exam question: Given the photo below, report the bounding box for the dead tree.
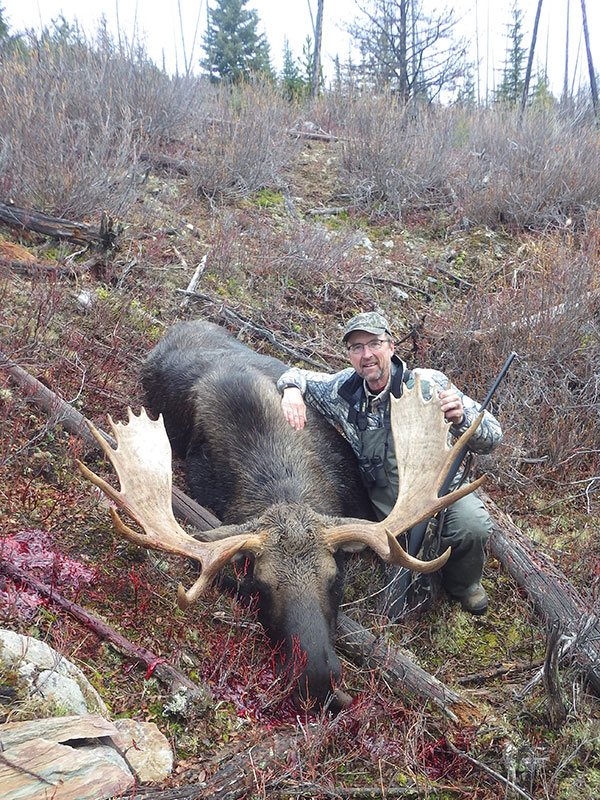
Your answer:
[580,0,599,117]
[0,202,117,248]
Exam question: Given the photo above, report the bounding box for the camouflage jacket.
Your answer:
[276,357,503,458]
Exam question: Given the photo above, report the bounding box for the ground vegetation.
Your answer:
[1,20,600,800]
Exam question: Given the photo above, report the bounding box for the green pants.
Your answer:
[436,491,492,597]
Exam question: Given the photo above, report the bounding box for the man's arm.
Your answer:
[277,365,354,431]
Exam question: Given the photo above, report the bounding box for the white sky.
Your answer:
[1,0,599,98]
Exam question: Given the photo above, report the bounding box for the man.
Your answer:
[277,311,502,615]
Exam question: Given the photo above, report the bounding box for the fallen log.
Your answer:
[0,201,117,249]
[0,560,212,706]
[483,490,600,694]
[336,612,480,725]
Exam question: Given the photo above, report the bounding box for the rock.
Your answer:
[0,714,118,748]
[0,629,107,716]
[0,736,133,800]
[112,718,174,783]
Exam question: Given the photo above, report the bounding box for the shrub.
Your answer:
[426,230,600,491]
[333,93,600,230]
[186,80,302,201]
[0,20,202,218]
[453,107,600,230]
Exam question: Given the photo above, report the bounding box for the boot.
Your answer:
[447,582,488,615]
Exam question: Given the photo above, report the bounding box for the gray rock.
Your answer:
[0,629,107,716]
[112,718,174,783]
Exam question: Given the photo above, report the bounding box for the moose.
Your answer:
[78,320,485,712]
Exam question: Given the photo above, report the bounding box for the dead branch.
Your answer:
[363,275,433,302]
[306,206,351,216]
[456,659,545,686]
[0,201,117,248]
[446,740,535,800]
[483,490,600,694]
[173,291,330,370]
[0,256,67,278]
[0,560,212,704]
[179,254,208,313]
[542,623,568,728]
[433,265,474,289]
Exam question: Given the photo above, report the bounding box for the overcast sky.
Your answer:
[1,0,599,98]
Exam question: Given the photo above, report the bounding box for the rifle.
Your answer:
[382,351,517,619]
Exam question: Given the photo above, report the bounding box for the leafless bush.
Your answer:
[0,22,203,218]
[454,107,600,230]
[186,81,302,201]
[334,93,600,230]
[426,231,600,492]
[339,95,458,214]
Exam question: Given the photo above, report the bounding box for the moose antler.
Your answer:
[324,375,486,569]
[77,408,264,608]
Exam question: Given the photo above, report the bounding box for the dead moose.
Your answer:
[78,320,485,712]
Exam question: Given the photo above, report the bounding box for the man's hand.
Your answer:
[439,388,465,426]
[281,386,307,430]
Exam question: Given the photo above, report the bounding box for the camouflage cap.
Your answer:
[342,312,392,342]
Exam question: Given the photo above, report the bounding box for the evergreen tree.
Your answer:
[0,5,22,56]
[281,37,305,101]
[202,0,272,83]
[495,2,526,105]
[299,34,323,92]
[455,66,476,107]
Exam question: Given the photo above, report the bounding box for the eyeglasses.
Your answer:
[347,338,389,355]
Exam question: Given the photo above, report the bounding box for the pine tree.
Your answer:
[0,4,21,56]
[495,1,527,105]
[202,0,272,83]
[281,37,305,101]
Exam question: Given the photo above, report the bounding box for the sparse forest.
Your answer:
[1,2,600,799]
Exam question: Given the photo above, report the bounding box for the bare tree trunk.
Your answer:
[520,0,543,118]
[562,0,570,102]
[310,0,324,98]
[580,0,599,117]
[399,0,409,101]
[475,0,481,105]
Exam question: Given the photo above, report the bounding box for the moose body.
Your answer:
[141,320,373,709]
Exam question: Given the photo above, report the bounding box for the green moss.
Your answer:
[253,189,284,208]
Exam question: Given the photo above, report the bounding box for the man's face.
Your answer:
[346,331,394,391]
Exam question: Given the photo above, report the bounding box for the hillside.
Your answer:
[1,79,600,799]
